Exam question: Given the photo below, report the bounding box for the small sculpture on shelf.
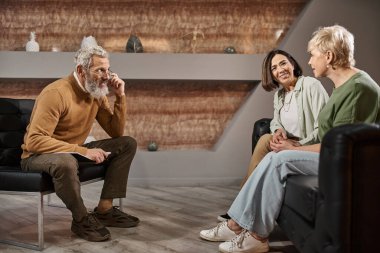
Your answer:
[81,35,98,49]
[126,34,144,53]
[26,31,40,52]
[224,46,237,54]
[182,25,205,53]
[147,140,158,151]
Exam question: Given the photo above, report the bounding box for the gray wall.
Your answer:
[129,0,380,186]
[281,0,380,93]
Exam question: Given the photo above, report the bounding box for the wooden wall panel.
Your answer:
[0,0,308,53]
[0,80,256,150]
[0,0,307,149]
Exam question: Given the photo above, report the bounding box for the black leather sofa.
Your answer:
[252,118,380,253]
[0,97,122,250]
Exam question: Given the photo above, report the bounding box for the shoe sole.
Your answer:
[71,228,111,242]
[99,219,140,228]
[199,233,229,242]
[219,247,269,253]
[219,244,269,253]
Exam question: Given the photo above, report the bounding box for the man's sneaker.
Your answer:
[71,213,111,242]
[199,221,237,242]
[94,206,140,228]
[219,230,269,253]
[217,213,231,222]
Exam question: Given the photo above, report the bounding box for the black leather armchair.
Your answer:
[0,97,122,250]
[252,118,380,253]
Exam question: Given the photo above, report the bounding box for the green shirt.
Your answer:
[318,71,380,140]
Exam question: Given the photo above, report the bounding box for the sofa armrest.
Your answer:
[315,123,380,252]
[252,118,272,153]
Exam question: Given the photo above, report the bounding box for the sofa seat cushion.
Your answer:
[78,164,106,182]
[282,175,318,223]
[0,164,106,193]
[0,167,54,192]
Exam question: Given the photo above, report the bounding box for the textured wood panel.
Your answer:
[0,0,307,149]
[0,0,308,53]
[0,80,256,150]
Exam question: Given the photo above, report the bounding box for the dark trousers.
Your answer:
[21,136,137,221]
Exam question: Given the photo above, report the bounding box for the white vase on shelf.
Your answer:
[26,32,40,52]
[81,36,98,49]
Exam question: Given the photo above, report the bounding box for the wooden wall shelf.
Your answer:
[0,51,265,81]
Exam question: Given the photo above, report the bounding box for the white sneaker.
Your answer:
[200,221,237,242]
[219,230,269,253]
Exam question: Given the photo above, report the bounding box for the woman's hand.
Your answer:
[270,139,301,152]
[272,128,287,143]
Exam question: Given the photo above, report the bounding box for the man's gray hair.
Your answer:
[74,45,109,69]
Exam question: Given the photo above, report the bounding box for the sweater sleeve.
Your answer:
[96,95,127,137]
[23,90,87,156]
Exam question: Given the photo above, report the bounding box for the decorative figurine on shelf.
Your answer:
[126,34,143,53]
[182,25,205,53]
[147,141,158,151]
[224,46,237,54]
[26,31,40,52]
[81,35,98,49]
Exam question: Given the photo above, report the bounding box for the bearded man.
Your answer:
[20,45,138,242]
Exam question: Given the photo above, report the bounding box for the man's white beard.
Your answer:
[84,79,109,99]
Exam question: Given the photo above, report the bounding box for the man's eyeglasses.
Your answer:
[88,68,114,80]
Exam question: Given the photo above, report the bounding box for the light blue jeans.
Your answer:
[227,150,319,238]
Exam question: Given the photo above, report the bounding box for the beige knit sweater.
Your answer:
[21,74,126,159]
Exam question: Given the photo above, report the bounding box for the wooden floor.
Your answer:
[0,183,298,253]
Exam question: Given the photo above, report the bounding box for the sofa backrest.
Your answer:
[0,98,35,167]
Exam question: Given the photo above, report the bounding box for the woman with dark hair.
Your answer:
[238,50,329,186]
[200,25,380,253]
[261,49,303,91]
[218,50,329,222]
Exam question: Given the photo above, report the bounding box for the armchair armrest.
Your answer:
[315,123,380,252]
[252,118,272,153]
